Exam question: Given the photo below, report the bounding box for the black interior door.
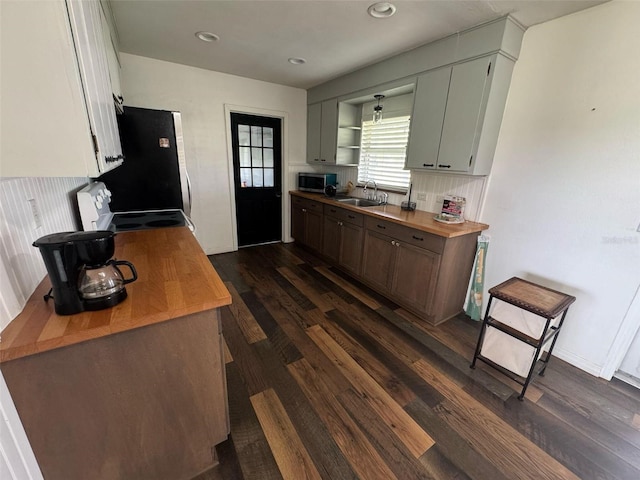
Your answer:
[231,113,282,247]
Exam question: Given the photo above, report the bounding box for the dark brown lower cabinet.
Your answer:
[363,230,440,314]
[390,240,440,314]
[291,195,323,252]
[323,205,364,276]
[291,194,480,325]
[362,216,477,325]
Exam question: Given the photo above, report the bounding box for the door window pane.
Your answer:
[263,149,273,167]
[251,126,262,147]
[251,148,263,167]
[238,125,250,146]
[239,147,251,167]
[263,127,273,147]
[252,169,263,187]
[264,168,274,187]
[240,168,252,187]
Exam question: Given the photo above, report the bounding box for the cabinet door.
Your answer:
[291,204,305,242]
[437,56,494,173]
[306,103,322,163]
[67,0,123,175]
[391,242,440,314]
[322,216,341,263]
[0,0,98,177]
[339,223,364,276]
[100,6,123,111]
[319,99,338,164]
[362,230,396,291]
[305,210,323,253]
[405,67,451,170]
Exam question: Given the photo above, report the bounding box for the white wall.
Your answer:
[119,54,307,254]
[482,1,640,377]
[0,177,84,480]
[0,177,87,329]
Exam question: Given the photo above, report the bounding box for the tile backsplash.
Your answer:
[0,177,87,329]
[312,165,487,221]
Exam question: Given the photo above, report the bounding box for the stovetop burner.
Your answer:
[147,219,181,227]
[111,209,190,232]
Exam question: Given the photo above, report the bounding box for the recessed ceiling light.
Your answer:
[288,57,307,65]
[195,31,220,42]
[367,2,397,18]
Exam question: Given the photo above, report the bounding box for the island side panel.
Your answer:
[1,308,228,480]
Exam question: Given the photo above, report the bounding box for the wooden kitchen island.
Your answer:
[0,227,231,480]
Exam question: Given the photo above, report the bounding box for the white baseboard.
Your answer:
[552,347,604,378]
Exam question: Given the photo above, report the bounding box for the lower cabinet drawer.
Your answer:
[324,204,364,226]
[292,195,323,213]
[365,217,444,254]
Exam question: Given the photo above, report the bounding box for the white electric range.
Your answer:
[77,182,194,233]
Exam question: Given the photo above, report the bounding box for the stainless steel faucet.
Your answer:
[363,180,377,201]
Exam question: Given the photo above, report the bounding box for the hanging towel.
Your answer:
[464,235,490,321]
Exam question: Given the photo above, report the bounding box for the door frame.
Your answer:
[602,283,640,379]
[224,105,289,251]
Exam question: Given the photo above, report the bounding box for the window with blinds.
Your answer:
[357,115,411,190]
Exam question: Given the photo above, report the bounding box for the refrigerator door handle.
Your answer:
[186,170,192,215]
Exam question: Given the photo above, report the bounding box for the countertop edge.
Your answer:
[290,190,489,237]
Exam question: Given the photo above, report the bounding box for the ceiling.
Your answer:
[110,0,607,89]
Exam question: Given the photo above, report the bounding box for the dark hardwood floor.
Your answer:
[196,242,640,480]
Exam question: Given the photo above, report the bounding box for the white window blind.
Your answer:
[358,115,411,190]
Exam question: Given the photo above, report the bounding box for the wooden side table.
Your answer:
[470,277,576,400]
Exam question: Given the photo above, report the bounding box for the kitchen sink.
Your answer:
[335,197,379,207]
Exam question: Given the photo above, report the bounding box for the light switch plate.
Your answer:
[28,198,42,230]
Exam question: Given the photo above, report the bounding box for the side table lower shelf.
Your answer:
[470,277,576,400]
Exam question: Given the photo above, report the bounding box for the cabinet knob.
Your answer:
[302,208,307,212]
[391,240,396,246]
[338,221,343,226]
[423,163,434,167]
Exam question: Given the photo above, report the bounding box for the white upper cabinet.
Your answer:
[406,54,514,175]
[0,0,122,178]
[66,0,123,173]
[307,99,338,165]
[405,67,452,170]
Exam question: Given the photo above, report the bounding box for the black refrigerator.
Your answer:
[99,107,191,215]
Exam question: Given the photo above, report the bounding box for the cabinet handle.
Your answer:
[376,224,386,230]
[330,209,336,213]
[412,235,424,241]
[438,164,451,168]
[423,163,434,167]
[314,158,320,162]
[321,159,326,162]
[348,215,355,219]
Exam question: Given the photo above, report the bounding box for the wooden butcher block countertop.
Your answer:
[0,227,231,363]
[291,191,489,238]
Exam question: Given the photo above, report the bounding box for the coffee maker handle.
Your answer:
[112,260,138,284]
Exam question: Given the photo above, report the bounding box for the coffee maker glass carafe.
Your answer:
[78,260,137,301]
[33,231,137,315]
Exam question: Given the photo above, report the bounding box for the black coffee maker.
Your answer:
[33,231,137,315]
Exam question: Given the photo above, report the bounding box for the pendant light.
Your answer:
[373,94,385,124]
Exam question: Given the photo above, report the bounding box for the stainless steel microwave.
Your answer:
[298,172,337,193]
